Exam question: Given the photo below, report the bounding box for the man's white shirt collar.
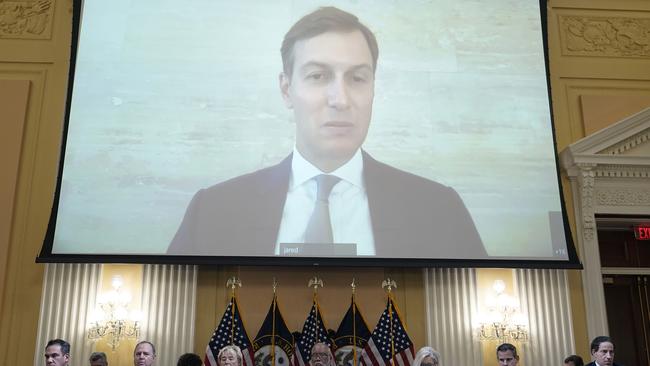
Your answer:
[290,147,364,188]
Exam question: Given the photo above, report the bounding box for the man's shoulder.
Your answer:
[362,151,455,195]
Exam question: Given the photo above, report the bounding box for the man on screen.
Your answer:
[167,6,485,258]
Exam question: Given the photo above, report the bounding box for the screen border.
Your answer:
[36,0,583,269]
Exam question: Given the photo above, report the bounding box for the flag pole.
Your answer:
[351,279,357,366]
[308,276,324,343]
[271,278,278,366]
[382,278,397,366]
[226,277,242,345]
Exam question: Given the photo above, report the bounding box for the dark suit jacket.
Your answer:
[167,151,486,258]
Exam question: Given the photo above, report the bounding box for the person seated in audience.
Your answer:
[310,342,335,366]
[585,336,621,366]
[178,353,203,366]
[496,343,519,366]
[134,341,157,366]
[218,345,243,366]
[44,338,71,366]
[413,346,441,366]
[564,354,584,366]
[89,351,108,366]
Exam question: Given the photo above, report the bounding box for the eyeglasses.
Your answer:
[311,353,330,360]
[421,362,438,366]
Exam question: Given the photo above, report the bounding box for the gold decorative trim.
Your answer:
[0,0,53,39]
[559,15,650,57]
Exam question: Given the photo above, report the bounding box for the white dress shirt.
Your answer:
[275,148,375,255]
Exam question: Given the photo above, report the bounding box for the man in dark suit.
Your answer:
[167,7,485,258]
[585,336,621,366]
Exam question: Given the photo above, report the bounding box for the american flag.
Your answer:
[205,296,255,366]
[292,301,333,366]
[360,297,414,366]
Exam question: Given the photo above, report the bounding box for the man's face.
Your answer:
[134,343,156,366]
[219,349,239,366]
[90,360,107,366]
[592,342,614,366]
[309,344,332,366]
[497,350,518,366]
[45,345,69,366]
[280,30,375,171]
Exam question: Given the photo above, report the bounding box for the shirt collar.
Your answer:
[290,147,364,189]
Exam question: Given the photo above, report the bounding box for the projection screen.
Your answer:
[38,0,581,267]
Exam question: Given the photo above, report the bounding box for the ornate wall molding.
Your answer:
[594,165,650,178]
[598,129,650,155]
[578,165,597,242]
[0,0,53,39]
[559,15,650,57]
[560,107,650,340]
[596,187,650,206]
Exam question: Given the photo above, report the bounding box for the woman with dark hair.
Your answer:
[178,353,203,366]
[564,354,584,366]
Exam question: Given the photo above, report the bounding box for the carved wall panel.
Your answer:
[559,14,650,57]
[0,0,54,39]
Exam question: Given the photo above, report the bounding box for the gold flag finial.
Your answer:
[382,278,397,293]
[351,278,357,295]
[226,277,242,296]
[308,276,323,294]
[272,277,278,294]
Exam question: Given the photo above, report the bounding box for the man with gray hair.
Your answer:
[310,342,335,366]
[134,341,157,366]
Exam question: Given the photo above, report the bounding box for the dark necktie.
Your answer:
[304,174,341,243]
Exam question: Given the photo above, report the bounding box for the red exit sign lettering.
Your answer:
[634,225,650,240]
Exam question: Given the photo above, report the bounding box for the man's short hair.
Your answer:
[564,354,584,366]
[46,339,71,355]
[590,336,613,353]
[496,343,518,359]
[281,6,379,77]
[134,341,156,356]
[90,351,107,363]
[177,353,203,366]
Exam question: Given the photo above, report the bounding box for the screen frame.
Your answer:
[36,0,582,269]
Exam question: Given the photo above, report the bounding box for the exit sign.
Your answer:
[634,225,650,240]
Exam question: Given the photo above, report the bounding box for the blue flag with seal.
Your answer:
[333,296,371,366]
[253,294,295,366]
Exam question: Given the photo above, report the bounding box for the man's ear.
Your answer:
[279,72,293,109]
